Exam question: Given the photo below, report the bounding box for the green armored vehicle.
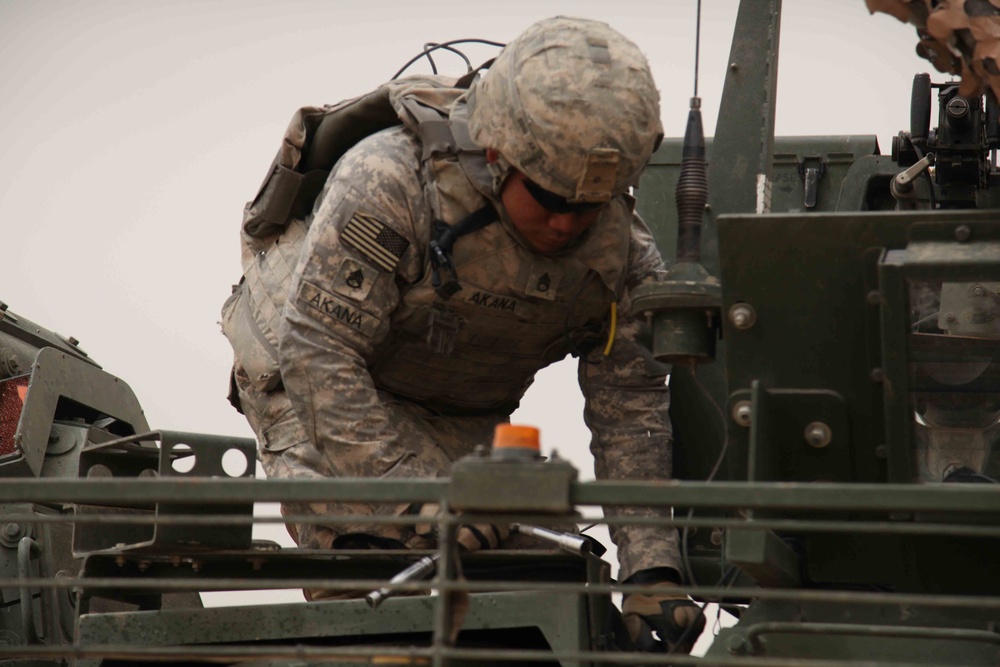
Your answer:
[2,1,1000,665]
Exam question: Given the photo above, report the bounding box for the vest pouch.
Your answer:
[220,283,282,393]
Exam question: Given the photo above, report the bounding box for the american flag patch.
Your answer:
[341,211,410,272]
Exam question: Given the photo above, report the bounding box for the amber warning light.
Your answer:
[0,375,29,460]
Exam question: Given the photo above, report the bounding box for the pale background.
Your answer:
[1,0,931,652]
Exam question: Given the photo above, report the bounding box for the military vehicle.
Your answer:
[2,1,1000,665]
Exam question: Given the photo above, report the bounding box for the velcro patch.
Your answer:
[465,288,521,314]
[525,266,562,300]
[298,281,380,337]
[341,211,409,272]
[331,257,377,302]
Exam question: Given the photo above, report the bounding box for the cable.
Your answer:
[391,38,505,80]
[679,365,732,589]
[422,42,473,75]
[602,301,618,356]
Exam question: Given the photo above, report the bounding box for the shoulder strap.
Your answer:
[428,204,499,299]
[242,74,475,240]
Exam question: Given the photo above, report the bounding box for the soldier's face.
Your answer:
[499,170,605,253]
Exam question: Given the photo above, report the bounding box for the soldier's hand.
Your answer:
[456,522,509,552]
[622,581,705,654]
[413,504,509,552]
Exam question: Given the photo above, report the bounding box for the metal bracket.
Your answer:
[797,157,827,209]
[73,430,257,556]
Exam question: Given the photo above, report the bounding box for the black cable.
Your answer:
[391,38,505,80]
[422,42,473,74]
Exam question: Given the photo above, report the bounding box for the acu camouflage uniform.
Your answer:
[222,19,679,582]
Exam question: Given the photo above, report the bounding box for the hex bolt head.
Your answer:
[731,400,753,427]
[728,634,748,655]
[805,421,832,448]
[954,225,972,242]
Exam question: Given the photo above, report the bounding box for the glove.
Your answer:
[412,503,509,552]
[622,580,705,654]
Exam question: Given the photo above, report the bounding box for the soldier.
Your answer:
[222,16,703,651]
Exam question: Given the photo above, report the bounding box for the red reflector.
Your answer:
[0,375,29,459]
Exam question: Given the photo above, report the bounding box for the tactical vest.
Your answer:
[224,75,477,395]
[225,76,633,413]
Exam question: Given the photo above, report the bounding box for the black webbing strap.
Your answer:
[428,204,499,299]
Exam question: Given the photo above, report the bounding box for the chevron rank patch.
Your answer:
[331,257,376,302]
[341,211,409,272]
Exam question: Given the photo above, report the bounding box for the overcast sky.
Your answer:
[0,0,931,623]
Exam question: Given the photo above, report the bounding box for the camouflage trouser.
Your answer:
[233,362,502,550]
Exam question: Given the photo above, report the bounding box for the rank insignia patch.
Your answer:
[341,211,409,272]
[331,257,376,301]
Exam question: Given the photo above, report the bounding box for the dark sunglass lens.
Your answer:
[522,178,602,214]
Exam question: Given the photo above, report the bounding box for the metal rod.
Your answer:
[4,479,1000,515]
[743,621,1000,654]
[13,511,1000,539]
[0,641,973,666]
[694,0,702,98]
[7,576,1000,611]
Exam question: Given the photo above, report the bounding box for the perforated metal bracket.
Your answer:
[74,430,257,556]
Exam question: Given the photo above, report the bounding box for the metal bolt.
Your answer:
[710,528,723,547]
[728,303,757,330]
[944,312,958,323]
[866,290,882,306]
[0,302,7,312]
[954,225,971,242]
[870,368,884,383]
[727,634,748,655]
[48,432,61,445]
[971,284,987,297]
[138,561,150,573]
[946,96,970,119]
[2,523,21,540]
[805,421,832,448]
[732,400,753,427]
[730,62,739,72]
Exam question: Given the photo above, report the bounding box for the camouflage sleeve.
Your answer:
[578,211,680,581]
[277,128,451,480]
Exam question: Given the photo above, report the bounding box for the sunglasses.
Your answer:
[521,177,605,214]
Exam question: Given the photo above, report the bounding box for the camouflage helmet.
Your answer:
[467,16,663,203]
